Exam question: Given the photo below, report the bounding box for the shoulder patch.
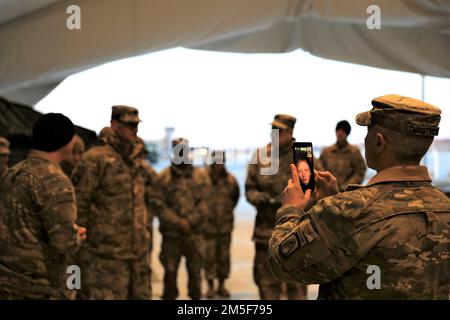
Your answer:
[279,233,300,258]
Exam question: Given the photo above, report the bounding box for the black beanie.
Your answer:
[336,120,351,136]
[32,113,75,152]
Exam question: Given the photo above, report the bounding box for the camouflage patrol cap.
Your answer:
[0,136,11,155]
[172,137,189,148]
[111,105,141,124]
[356,94,441,137]
[271,114,296,130]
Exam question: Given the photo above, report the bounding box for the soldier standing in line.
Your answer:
[0,136,11,178]
[155,138,210,300]
[246,114,311,300]
[269,95,450,299]
[320,120,366,191]
[203,150,240,299]
[0,113,86,299]
[71,106,152,299]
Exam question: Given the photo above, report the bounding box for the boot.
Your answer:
[205,279,215,299]
[217,280,230,298]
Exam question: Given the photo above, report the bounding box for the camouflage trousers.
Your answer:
[254,242,307,300]
[204,233,231,281]
[77,250,152,300]
[0,286,64,300]
[0,263,71,300]
[159,234,205,300]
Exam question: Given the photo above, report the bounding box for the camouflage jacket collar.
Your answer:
[28,149,61,170]
[345,165,432,191]
[332,140,349,151]
[170,163,193,177]
[266,141,292,157]
[367,165,431,186]
[207,165,228,181]
[107,135,135,165]
[346,166,431,191]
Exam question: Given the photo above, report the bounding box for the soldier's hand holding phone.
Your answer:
[313,170,339,201]
[281,164,312,210]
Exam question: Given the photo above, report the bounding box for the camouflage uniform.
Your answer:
[98,126,115,145]
[0,136,10,179]
[71,107,151,300]
[134,137,159,252]
[61,134,86,178]
[246,114,314,300]
[203,164,240,284]
[320,142,366,192]
[269,95,450,299]
[0,150,82,299]
[155,139,211,300]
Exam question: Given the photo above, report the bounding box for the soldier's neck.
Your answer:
[274,141,292,154]
[45,151,63,167]
[376,160,421,173]
[336,139,348,148]
[171,163,192,171]
[109,134,134,161]
[30,149,64,167]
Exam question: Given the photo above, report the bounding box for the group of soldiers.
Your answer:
[0,94,448,300]
[0,106,239,300]
[246,114,367,299]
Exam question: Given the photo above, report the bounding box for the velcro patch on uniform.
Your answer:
[279,233,300,258]
[53,191,74,204]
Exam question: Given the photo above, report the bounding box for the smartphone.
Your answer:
[293,142,315,193]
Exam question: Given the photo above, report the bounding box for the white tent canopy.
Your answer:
[1,0,449,105]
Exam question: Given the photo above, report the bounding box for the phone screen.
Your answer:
[293,142,315,192]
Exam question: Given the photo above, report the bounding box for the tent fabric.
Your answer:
[0,0,449,105]
[2,81,63,106]
[0,97,97,165]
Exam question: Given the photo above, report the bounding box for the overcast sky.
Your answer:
[35,48,450,149]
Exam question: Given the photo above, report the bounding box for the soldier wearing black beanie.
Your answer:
[0,112,86,299]
[32,113,75,152]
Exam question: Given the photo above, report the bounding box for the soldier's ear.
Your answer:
[375,133,386,154]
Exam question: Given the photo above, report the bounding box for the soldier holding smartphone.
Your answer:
[269,95,450,299]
